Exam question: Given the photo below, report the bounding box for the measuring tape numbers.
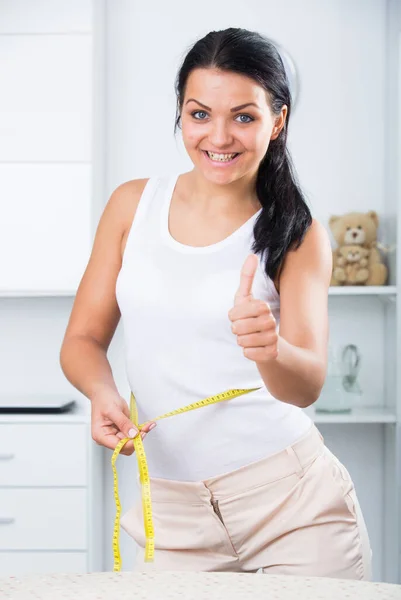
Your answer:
[111,386,261,571]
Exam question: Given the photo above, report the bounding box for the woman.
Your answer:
[60,27,372,579]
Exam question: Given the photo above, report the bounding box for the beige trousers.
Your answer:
[120,425,373,580]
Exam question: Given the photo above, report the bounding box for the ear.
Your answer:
[329,215,340,228]
[366,210,379,228]
[270,105,288,140]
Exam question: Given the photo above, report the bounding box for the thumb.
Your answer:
[234,254,259,306]
[108,404,139,438]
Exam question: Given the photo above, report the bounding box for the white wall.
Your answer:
[106,0,387,220]
[103,0,393,577]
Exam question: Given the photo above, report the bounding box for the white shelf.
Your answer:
[329,286,397,296]
[313,407,397,424]
[0,286,396,299]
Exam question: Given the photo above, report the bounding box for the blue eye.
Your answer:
[191,111,208,120]
[236,114,254,123]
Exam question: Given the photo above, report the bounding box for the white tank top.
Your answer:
[115,172,312,481]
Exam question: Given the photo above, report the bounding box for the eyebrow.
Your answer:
[185,98,260,112]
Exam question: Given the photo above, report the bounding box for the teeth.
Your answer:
[206,151,238,162]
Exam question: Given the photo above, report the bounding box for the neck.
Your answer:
[185,169,261,216]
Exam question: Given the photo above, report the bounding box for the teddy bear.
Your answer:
[334,245,370,285]
[329,211,387,286]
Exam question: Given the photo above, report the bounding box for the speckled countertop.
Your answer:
[0,571,400,600]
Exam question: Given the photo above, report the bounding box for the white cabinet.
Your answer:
[0,0,106,576]
[0,553,87,577]
[0,489,87,551]
[0,0,104,295]
[0,423,87,486]
[0,411,103,576]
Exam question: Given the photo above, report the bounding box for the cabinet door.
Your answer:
[0,33,93,292]
[0,551,87,576]
[0,488,87,550]
[0,423,87,486]
[0,164,92,293]
[0,35,92,162]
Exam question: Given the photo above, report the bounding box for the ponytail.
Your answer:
[252,134,312,281]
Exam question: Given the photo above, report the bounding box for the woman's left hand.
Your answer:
[228,254,279,363]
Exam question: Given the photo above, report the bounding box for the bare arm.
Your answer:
[256,219,333,408]
[59,178,156,454]
[59,336,119,403]
[60,179,138,396]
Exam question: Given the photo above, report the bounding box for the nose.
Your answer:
[208,120,234,148]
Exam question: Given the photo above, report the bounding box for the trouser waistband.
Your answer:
[144,424,324,503]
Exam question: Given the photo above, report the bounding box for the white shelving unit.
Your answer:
[311,284,400,583]
[308,4,401,583]
[312,280,400,583]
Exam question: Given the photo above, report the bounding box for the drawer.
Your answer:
[0,423,87,486]
[0,488,87,550]
[0,551,87,576]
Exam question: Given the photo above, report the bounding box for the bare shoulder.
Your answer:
[59,178,149,352]
[111,177,150,208]
[109,178,150,255]
[301,218,332,256]
[279,219,333,287]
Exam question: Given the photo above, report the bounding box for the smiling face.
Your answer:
[180,68,287,185]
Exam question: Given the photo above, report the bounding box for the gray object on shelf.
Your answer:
[0,395,76,414]
[342,344,362,394]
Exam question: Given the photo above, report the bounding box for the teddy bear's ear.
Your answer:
[329,215,340,227]
[366,210,379,227]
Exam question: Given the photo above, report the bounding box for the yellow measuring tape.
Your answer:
[111,386,261,571]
